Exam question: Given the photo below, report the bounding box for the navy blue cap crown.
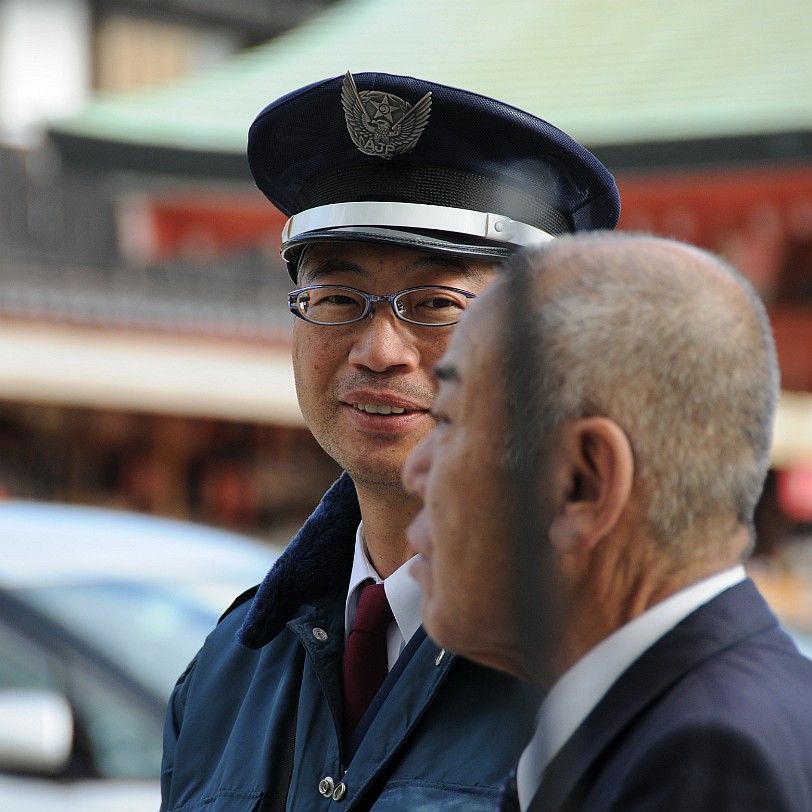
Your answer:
[248,72,620,278]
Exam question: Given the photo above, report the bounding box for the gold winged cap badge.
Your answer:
[341,71,432,160]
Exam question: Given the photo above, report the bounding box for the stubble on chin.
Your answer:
[306,420,408,493]
[344,460,412,494]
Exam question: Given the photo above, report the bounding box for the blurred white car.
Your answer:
[0,500,281,812]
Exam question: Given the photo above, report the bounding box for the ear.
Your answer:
[547,417,634,555]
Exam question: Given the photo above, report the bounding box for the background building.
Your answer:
[0,0,342,540]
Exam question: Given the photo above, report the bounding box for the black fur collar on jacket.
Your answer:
[237,472,360,649]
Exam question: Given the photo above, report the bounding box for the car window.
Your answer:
[0,611,163,781]
[65,649,162,779]
[0,621,55,691]
[17,582,220,698]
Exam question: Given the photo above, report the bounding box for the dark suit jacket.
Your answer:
[525,579,812,812]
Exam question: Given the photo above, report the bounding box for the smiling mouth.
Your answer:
[352,403,410,415]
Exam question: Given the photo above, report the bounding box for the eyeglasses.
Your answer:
[287,285,478,327]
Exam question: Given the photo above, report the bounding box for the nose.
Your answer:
[347,306,420,373]
[402,429,436,499]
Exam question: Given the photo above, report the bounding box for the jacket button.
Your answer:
[332,782,347,801]
[313,627,328,642]
[318,776,335,797]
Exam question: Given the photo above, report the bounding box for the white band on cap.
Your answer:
[281,201,555,248]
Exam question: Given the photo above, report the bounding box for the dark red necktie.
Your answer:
[342,581,394,741]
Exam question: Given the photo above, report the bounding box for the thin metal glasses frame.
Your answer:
[287,284,478,327]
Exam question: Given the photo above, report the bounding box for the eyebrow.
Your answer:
[300,258,368,284]
[434,363,460,383]
[407,254,490,282]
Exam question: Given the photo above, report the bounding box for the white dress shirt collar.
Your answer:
[345,521,423,668]
[516,565,747,810]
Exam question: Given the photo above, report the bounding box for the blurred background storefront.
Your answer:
[0,0,811,557]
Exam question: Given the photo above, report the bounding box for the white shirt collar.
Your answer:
[516,564,747,810]
[345,522,423,668]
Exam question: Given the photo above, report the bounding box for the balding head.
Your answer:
[497,232,780,558]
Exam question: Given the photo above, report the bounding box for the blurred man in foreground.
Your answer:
[404,232,812,812]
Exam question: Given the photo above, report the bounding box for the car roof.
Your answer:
[0,500,281,587]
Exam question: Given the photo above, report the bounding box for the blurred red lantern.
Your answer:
[777,466,812,523]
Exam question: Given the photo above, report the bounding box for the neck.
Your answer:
[550,524,751,683]
[354,482,420,578]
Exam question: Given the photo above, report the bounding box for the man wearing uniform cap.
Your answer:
[160,71,620,812]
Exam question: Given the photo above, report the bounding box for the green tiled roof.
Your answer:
[51,0,812,154]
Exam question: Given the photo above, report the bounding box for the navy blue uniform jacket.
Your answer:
[524,579,812,811]
[161,473,538,812]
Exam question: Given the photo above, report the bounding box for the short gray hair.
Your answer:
[501,233,780,554]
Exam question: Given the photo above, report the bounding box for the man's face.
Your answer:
[291,242,498,492]
[402,284,528,676]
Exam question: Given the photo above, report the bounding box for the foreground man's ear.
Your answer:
[547,417,634,555]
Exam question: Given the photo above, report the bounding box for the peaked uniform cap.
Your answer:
[248,72,620,279]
